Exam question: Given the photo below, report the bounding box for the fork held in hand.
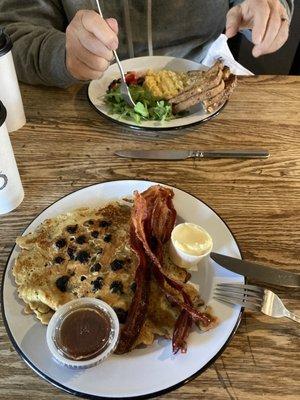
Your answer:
[95,0,136,108]
[214,283,300,323]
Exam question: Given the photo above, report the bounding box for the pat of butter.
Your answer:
[172,223,212,256]
[169,223,213,270]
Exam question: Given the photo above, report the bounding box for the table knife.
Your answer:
[210,252,300,288]
[115,150,270,160]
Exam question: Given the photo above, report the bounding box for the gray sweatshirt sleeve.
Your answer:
[0,0,79,88]
[280,0,294,18]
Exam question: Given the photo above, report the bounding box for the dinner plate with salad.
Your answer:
[88,56,236,131]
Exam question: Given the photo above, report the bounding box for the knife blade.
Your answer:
[210,252,300,288]
[115,149,270,160]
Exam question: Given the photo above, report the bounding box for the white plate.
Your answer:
[88,56,226,131]
[1,180,243,399]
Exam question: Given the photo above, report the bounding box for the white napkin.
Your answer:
[202,34,253,76]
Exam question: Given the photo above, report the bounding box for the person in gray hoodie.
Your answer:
[0,0,293,88]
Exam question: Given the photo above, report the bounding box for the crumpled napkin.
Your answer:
[202,34,253,76]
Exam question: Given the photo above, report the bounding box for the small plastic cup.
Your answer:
[169,223,213,270]
[46,298,119,369]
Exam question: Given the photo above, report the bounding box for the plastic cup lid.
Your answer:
[0,100,7,127]
[0,27,12,57]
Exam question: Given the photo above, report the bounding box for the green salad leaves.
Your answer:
[105,85,174,123]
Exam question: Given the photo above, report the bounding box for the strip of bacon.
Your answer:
[132,189,212,324]
[172,310,193,354]
[131,186,214,353]
[115,225,150,354]
[117,186,214,354]
[150,190,177,244]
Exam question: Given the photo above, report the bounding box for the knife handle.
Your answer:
[191,150,270,159]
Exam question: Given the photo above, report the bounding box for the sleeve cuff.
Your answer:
[52,32,81,88]
[231,0,293,19]
[279,0,293,20]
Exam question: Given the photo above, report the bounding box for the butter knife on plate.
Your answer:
[115,150,270,160]
[210,252,300,288]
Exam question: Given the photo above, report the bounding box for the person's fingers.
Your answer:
[224,0,290,58]
[66,54,104,81]
[254,2,283,54]
[66,10,118,80]
[251,0,270,45]
[253,19,289,57]
[225,5,242,38]
[71,36,110,72]
[106,18,118,34]
[80,10,118,50]
[75,26,113,60]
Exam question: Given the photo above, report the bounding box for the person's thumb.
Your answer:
[106,18,118,34]
[225,5,242,38]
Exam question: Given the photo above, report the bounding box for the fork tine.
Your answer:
[214,288,263,302]
[213,296,261,311]
[214,291,263,306]
[215,286,264,298]
[216,283,264,294]
[214,283,265,311]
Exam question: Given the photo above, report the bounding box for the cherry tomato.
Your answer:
[125,72,138,85]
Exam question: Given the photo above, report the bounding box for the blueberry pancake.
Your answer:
[14,201,213,350]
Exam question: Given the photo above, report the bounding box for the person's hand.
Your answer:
[66,10,118,80]
[225,0,289,57]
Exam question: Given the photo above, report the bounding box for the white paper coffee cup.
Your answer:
[0,28,26,132]
[0,101,24,214]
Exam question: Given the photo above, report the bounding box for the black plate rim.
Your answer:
[87,82,227,132]
[1,178,244,400]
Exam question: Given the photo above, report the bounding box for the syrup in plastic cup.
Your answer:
[47,298,120,369]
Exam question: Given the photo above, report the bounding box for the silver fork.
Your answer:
[214,283,300,323]
[95,0,136,108]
